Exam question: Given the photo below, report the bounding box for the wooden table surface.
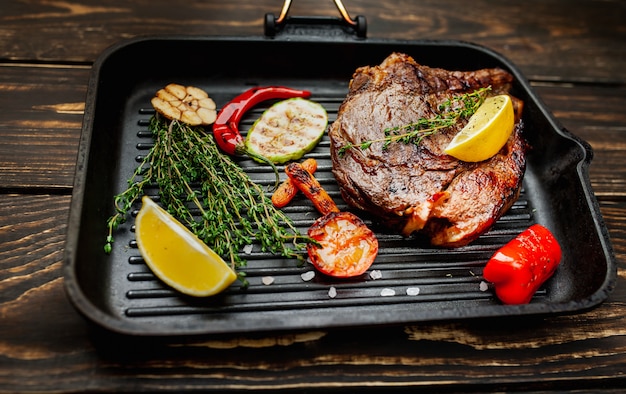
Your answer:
[2,0,625,392]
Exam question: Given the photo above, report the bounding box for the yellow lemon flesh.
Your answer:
[444,94,515,162]
[135,196,237,297]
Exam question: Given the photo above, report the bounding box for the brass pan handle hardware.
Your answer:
[265,0,367,38]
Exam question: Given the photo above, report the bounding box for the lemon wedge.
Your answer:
[444,94,515,162]
[135,196,237,297]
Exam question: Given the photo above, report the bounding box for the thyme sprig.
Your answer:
[104,116,309,286]
[338,87,492,156]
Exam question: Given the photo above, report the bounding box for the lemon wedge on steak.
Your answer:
[445,94,515,162]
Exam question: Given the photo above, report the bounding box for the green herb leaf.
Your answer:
[105,115,309,282]
[339,87,491,156]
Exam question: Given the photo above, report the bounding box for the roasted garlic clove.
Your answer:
[151,83,217,126]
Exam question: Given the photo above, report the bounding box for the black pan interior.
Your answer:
[64,36,616,336]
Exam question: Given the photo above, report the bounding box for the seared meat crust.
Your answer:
[329,53,527,247]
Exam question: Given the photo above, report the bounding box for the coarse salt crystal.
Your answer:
[380,288,395,297]
[262,276,275,285]
[406,287,420,296]
[301,271,315,282]
[369,270,382,280]
[242,244,253,254]
[328,286,337,298]
[479,281,489,292]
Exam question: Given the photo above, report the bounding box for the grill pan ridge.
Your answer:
[63,34,616,336]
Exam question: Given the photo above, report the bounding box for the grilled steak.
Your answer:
[329,53,527,247]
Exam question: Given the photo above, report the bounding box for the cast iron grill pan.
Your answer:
[64,35,616,336]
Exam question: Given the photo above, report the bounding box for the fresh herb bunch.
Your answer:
[338,86,492,156]
[104,115,309,285]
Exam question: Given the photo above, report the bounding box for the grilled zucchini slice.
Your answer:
[245,98,328,164]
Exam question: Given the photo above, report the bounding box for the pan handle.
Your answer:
[265,0,367,38]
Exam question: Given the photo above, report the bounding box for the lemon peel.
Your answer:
[135,196,237,297]
[444,94,515,162]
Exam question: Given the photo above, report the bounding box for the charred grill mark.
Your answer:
[329,52,527,247]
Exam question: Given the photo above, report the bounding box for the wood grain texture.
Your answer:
[1,66,624,195]
[533,84,626,198]
[1,0,625,82]
[0,98,624,393]
[1,0,626,392]
[0,65,88,190]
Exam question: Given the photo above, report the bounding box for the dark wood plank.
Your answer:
[1,0,625,83]
[0,194,69,293]
[2,1,626,392]
[0,196,625,392]
[1,65,625,196]
[0,65,88,190]
[533,83,626,198]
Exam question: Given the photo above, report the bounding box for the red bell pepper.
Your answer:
[483,224,562,305]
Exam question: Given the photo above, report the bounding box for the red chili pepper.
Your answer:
[483,224,562,305]
[213,86,311,156]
